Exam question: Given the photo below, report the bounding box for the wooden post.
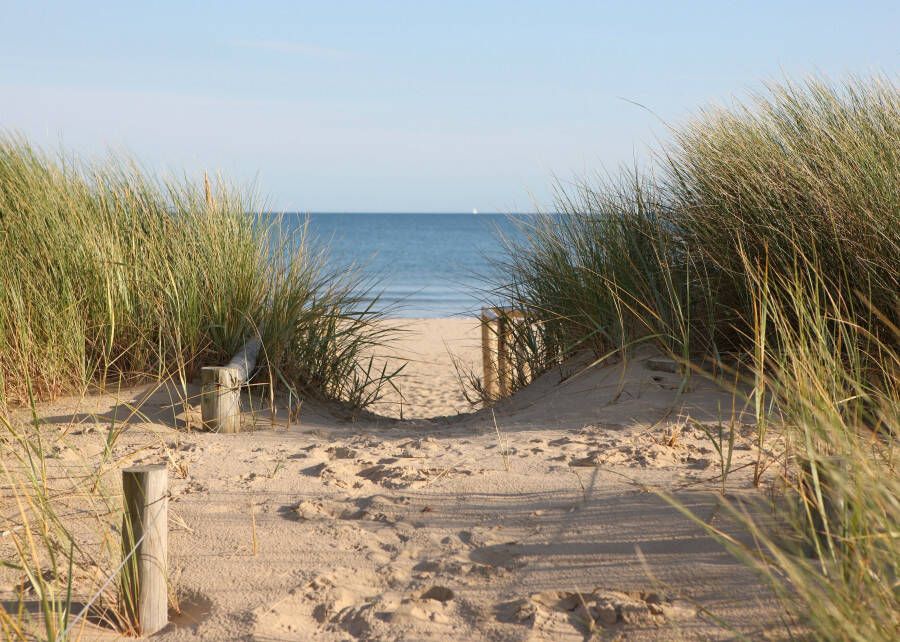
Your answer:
[225,336,262,383]
[497,314,511,398]
[121,464,168,636]
[483,307,528,401]
[481,308,499,401]
[201,366,241,433]
[200,337,261,433]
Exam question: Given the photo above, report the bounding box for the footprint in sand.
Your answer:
[346,494,411,522]
[455,528,527,572]
[498,588,696,639]
[299,442,473,490]
[567,435,691,469]
[281,498,337,521]
[301,460,360,488]
[393,436,440,457]
[281,494,410,524]
[356,458,476,489]
[254,569,383,640]
[326,445,358,459]
[256,571,468,640]
[547,436,593,453]
[413,557,505,583]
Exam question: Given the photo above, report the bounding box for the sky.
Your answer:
[1,1,897,212]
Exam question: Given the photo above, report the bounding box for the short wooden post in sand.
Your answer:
[200,366,242,432]
[481,308,501,400]
[200,337,261,433]
[496,314,512,398]
[121,464,168,636]
[482,307,527,401]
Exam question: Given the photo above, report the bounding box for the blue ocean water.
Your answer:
[295,213,525,318]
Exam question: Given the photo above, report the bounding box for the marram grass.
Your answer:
[493,76,899,639]
[0,135,400,410]
[0,136,402,638]
[496,77,898,370]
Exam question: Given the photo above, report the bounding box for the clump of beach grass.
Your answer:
[495,76,898,370]
[0,135,401,411]
[0,137,405,637]
[492,75,899,638]
[493,172,699,378]
[677,252,899,640]
[664,75,899,354]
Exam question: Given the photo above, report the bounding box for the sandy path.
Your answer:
[368,317,482,419]
[0,320,783,640]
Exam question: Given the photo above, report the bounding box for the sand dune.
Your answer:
[1,318,781,640]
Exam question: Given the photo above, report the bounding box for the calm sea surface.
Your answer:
[292,213,525,318]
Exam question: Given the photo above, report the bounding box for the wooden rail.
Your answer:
[200,336,262,433]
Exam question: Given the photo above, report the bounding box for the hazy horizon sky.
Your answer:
[1,1,897,212]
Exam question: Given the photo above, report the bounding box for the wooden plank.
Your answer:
[483,306,527,401]
[225,336,262,384]
[497,315,511,397]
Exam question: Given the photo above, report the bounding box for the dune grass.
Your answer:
[497,76,898,362]
[0,135,401,410]
[1,392,162,640]
[664,76,899,354]
[729,253,898,640]
[0,136,405,639]
[492,76,899,639]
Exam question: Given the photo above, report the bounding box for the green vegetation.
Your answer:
[497,76,898,368]
[1,409,128,640]
[494,76,899,639]
[0,136,400,410]
[0,136,404,639]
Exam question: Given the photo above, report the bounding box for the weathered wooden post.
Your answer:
[481,308,500,400]
[200,337,261,433]
[498,309,527,397]
[483,307,527,400]
[121,464,168,636]
[496,313,512,398]
[200,366,241,432]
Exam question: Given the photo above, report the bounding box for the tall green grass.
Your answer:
[493,76,899,638]
[0,136,399,410]
[686,252,899,640]
[494,173,702,374]
[0,137,404,638]
[495,77,898,369]
[665,76,899,352]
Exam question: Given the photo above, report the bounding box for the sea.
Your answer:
[293,213,526,318]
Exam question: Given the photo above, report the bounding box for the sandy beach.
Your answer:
[368,318,483,420]
[1,317,782,641]
[3,32,894,638]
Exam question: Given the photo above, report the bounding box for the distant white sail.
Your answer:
[472,208,479,215]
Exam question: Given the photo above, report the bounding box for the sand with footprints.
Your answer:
[2,318,781,640]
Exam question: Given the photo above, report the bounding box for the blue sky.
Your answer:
[1,1,897,212]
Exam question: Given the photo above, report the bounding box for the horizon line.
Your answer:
[263,210,546,215]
